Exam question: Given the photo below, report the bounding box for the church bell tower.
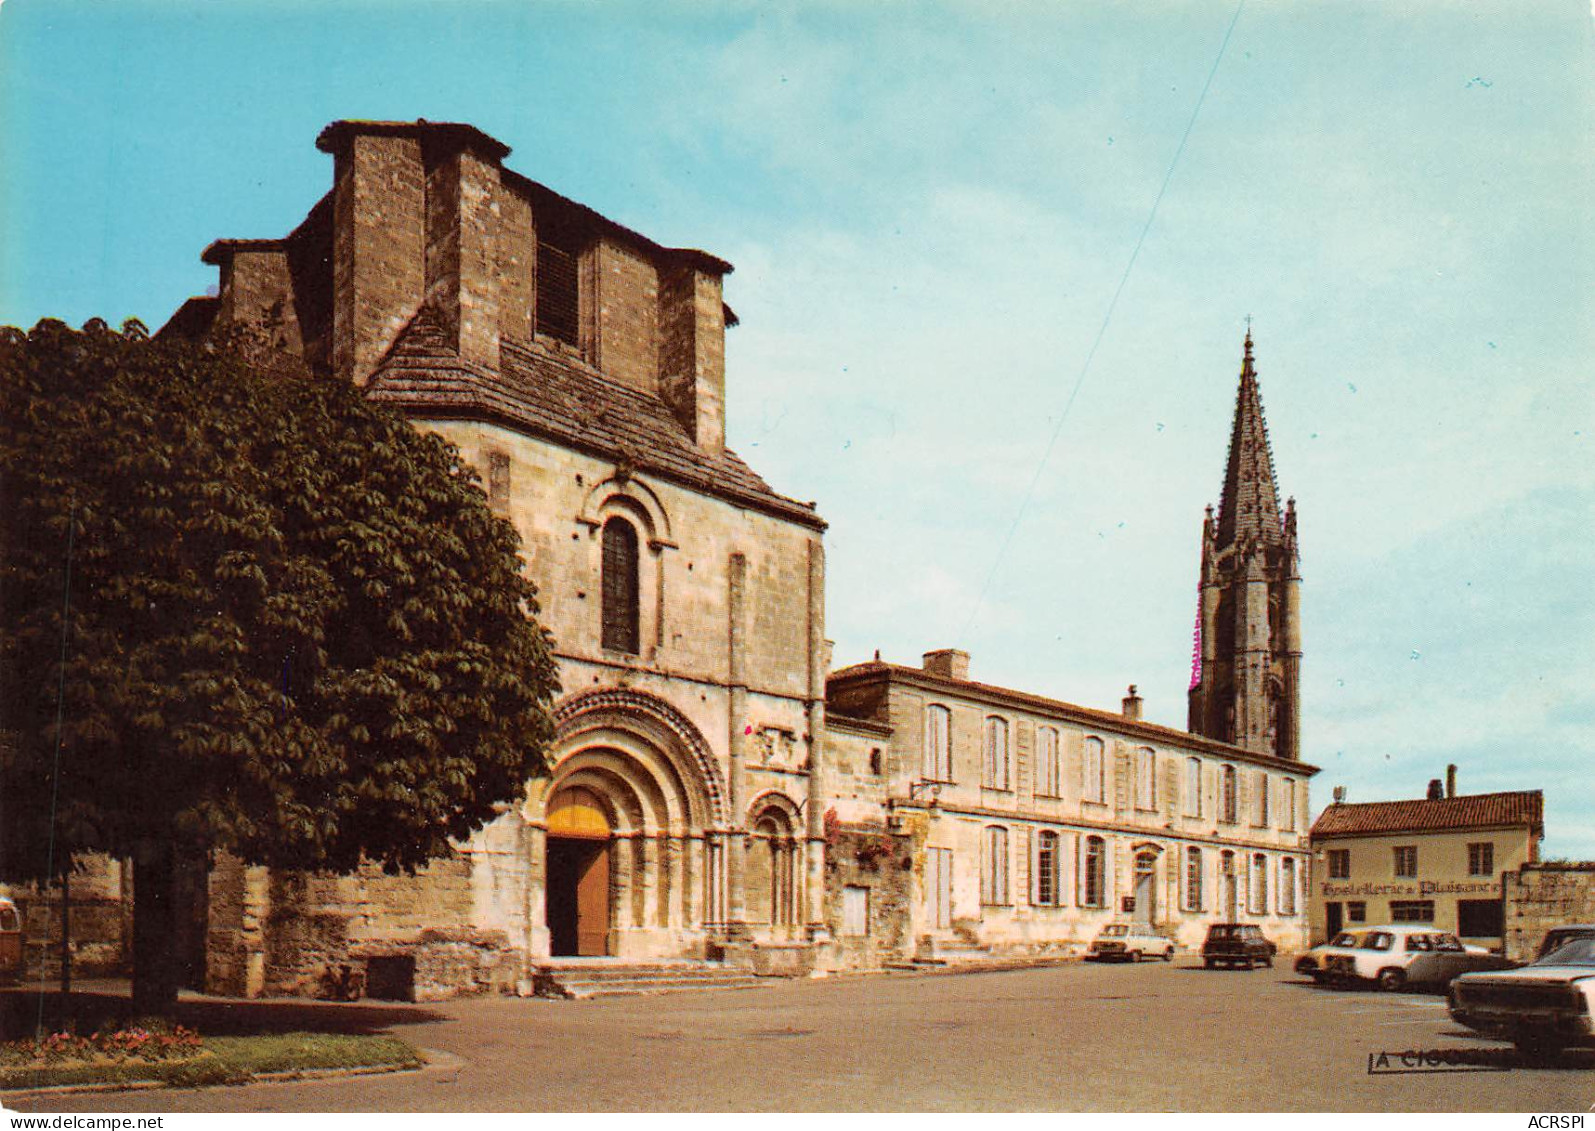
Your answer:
[1187,330,1302,760]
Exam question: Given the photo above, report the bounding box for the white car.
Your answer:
[1449,935,1595,1059]
[1295,929,1377,982]
[1086,923,1175,962]
[1321,926,1511,991]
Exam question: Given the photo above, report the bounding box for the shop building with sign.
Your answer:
[1307,770,1542,947]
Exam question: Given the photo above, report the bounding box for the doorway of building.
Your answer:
[1325,901,1343,938]
[545,786,612,957]
[1133,851,1157,929]
[926,847,953,931]
[1220,851,1238,920]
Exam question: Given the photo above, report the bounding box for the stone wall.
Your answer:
[2,856,131,980]
[823,817,915,970]
[1503,862,1595,962]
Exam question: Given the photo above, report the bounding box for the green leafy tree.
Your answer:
[0,319,559,1012]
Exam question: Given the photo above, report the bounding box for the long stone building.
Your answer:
[12,119,1319,996]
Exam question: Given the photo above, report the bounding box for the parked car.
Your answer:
[1202,923,1275,969]
[0,897,22,985]
[1321,926,1513,992]
[1086,923,1175,962]
[1448,934,1595,1058]
[1534,924,1595,962]
[1294,929,1375,982]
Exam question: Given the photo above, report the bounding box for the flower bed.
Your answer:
[0,1026,421,1092]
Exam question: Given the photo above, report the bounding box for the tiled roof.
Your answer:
[1311,791,1543,838]
[826,660,1319,774]
[156,296,219,340]
[365,307,825,530]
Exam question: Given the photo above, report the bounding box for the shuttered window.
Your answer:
[981,826,1009,905]
[536,241,580,346]
[1036,727,1060,797]
[601,517,640,654]
[923,704,953,782]
[1083,737,1105,803]
[1185,757,1202,817]
[982,717,1010,790]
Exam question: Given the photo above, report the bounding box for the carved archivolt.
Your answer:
[545,687,727,827]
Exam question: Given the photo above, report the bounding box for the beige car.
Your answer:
[1087,923,1175,962]
[1321,926,1512,992]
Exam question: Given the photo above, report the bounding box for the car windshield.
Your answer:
[1433,935,1464,952]
[1537,937,1595,966]
[1101,925,1127,937]
[1329,933,1359,947]
[1361,932,1394,951]
[0,908,17,932]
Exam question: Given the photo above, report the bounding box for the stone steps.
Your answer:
[532,961,772,1000]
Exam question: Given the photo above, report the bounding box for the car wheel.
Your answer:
[1263,954,1273,968]
[1128,950,1141,962]
[1377,967,1405,993]
[1160,948,1173,962]
[1204,958,1216,969]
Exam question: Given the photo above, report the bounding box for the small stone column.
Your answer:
[664,835,685,930]
[686,834,705,930]
[611,834,634,935]
[639,834,660,933]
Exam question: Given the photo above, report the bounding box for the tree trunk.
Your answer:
[131,842,178,1015]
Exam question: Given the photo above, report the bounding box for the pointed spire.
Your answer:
[1214,328,1283,550]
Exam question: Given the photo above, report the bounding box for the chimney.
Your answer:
[922,649,970,681]
[1446,764,1457,798]
[659,264,728,454]
[1122,684,1143,720]
[1427,779,1444,801]
[1332,786,1346,804]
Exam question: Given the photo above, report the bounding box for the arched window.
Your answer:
[1250,853,1268,915]
[1036,727,1061,797]
[601,517,640,654]
[1221,764,1237,823]
[981,826,1010,905]
[982,717,1010,790]
[1083,736,1106,804]
[1185,756,1202,818]
[923,704,952,782]
[1136,747,1156,810]
[1280,857,1297,916]
[1079,835,1106,908]
[1035,830,1061,906]
[1255,770,1271,827]
[1184,846,1204,912]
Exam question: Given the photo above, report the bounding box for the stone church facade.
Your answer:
[122,118,1315,996]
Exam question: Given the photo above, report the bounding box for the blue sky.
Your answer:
[3,0,1591,854]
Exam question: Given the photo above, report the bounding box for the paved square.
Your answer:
[9,961,1592,1112]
